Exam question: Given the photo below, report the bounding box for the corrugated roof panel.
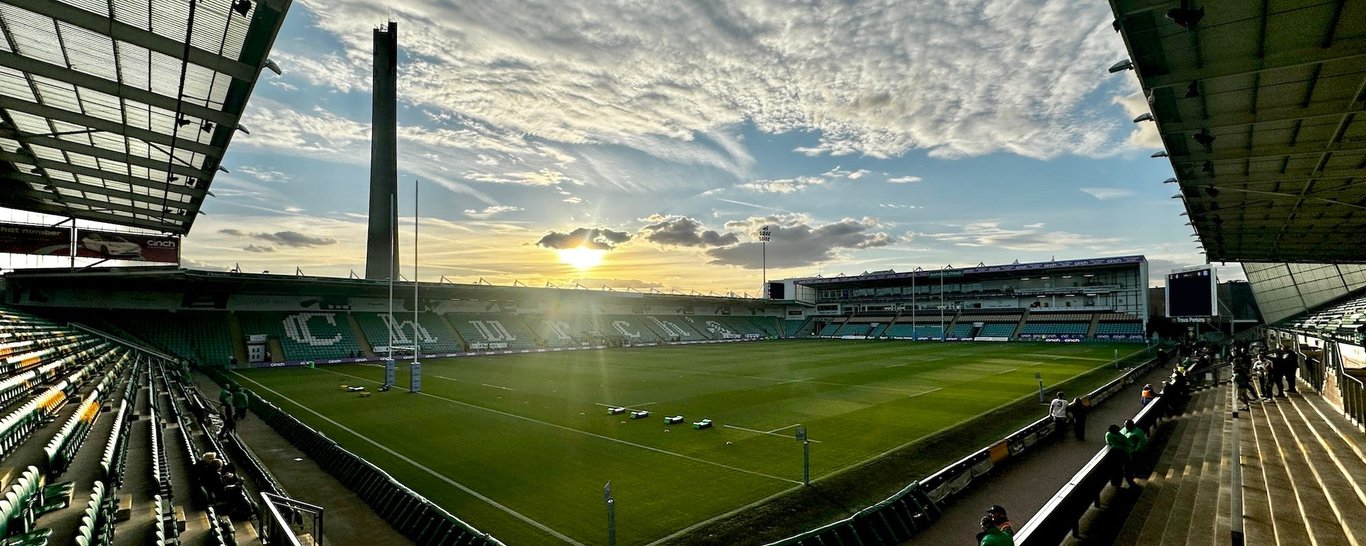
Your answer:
[1,5,64,66]
[0,67,36,101]
[147,0,190,44]
[56,22,118,81]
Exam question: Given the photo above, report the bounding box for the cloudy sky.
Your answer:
[95,1,1243,290]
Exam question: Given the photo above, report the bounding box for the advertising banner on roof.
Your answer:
[73,229,179,263]
[0,222,71,256]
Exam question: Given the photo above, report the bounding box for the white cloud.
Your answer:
[738,176,826,194]
[1079,187,1136,200]
[1113,91,1164,150]
[847,169,871,180]
[923,222,1124,251]
[288,0,1133,163]
[464,205,524,219]
[886,176,923,184]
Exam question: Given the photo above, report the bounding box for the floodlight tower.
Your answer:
[365,21,398,280]
[760,225,771,297]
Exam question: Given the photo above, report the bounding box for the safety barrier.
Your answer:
[219,370,505,546]
[1013,392,1168,544]
[1343,374,1365,429]
[765,345,1174,545]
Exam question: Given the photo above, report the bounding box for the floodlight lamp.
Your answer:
[232,0,253,17]
[235,124,250,135]
[1152,151,1169,158]
[1204,186,1220,198]
[1166,7,1205,29]
[1108,60,1134,73]
[1133,113,1154,123]
[1193,130,1215,151]
[264,59,282,76]
[29,166,41,174]
[176,116,190,128]
[1186,81,1200,98]
[167,175,179,183]
[201,122,215,133]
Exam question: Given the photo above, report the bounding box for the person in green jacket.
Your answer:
[232,386,250,421]
[1105,424,1136,487]
[1123,419,1149,476]
[978,515,1014,546]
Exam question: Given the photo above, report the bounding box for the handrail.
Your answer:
[1230,374,1244,546]
[1342,374,1364,428]
[68,322,178,362]
[1014,392,1168,544]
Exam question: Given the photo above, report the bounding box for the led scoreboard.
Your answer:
[1166,265,1217,319]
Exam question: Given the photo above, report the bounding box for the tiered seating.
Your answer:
[782,318,812,337]
[527,314,585,346]
[977,323,1017,338]
[73,481,113,546]
[355,312,464,354]
[713,316,768,337]
[883,324,944,339]
[743,316,780,336]
[946,323,974,338]
[684,316,760,339]
[99,400,133,487]
[594,315,664,343]
[238,311,362,361]
[0,466,59,542]
[42,394,101,478]
[643,316,707,341]
[1020,322,1089,335]
[444,313,539,350]
[1283,291,1366,337]
[817,322,842,336]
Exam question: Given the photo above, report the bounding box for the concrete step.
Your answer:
[1288,394,1366,509]
[1109,414,1188,546]
[1213,388,1235,546]
[1134,389,1214,545]
[1236,410,1275,546]
[1154,386,1218,545]
[1186,382,1229,546]
[1270,395,1366,546]
[1248,398,1325,545]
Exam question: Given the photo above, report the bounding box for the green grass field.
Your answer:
[234,340,1140,545]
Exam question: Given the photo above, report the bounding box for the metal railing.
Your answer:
[1230,374,1244,546]
[1343,374,1365,428]
[1014,393,1168,544]
[259,492,323,546]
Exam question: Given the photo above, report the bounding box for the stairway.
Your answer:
[1241,388,1366,546]
[1061,382,1232,546]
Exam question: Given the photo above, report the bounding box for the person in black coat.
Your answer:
[1067,397,1091,440]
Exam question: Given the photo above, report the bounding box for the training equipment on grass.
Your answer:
[664,415,684,425]
[608,407,626,415]
[346,386,366,392]
[630,410,650,419]
[693,418,713,429]
[360,392,372,398]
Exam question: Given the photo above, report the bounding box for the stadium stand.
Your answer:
[238,311,363,361]
[354,312,465,354]
[444,313,539,350]
[783,318,814,337]
[595,315,665,344]
[1281,290,1366,339]
[945,323,974,338]
[644,315,709,341]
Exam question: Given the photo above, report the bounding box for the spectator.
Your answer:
[232,386,250,421]
[986,505,1015,536]
[1139,384,1155,406]
[219,384,233,408]
[1104,424,1136,487]
[1066,397,1090,441]
[1270,350,1288,397]
[978,515,1014,546]
[1283,350,1300,394]
[1122,419,1148,463]
[1234,362,1256,410]
[1048,392,1069,427]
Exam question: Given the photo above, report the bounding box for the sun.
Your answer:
[558,246,605,270]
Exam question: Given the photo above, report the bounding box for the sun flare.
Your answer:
[558,246,605,270]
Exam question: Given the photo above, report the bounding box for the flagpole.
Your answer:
[414,178,420,365]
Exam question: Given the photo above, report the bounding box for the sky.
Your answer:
[32,0,1253,291]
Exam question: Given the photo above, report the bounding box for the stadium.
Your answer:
[0,1,1361,546]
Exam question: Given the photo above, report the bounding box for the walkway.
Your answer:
[906,364,1171,545]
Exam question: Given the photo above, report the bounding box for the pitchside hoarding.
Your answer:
[0,222,71,255]
[73,229,180,263]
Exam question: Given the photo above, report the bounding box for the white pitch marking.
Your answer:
[593,401,657,408]
[766,423,802,434]
[724,424,822,443]
[314,368,800,485]
[481,383,514,391]
[231,373,584,545]
[994,367,1019,375]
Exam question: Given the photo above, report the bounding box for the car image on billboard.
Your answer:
[80,232,142,258]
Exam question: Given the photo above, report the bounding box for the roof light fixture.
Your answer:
[1133,113,1154,123]
[1194,130,1215,152]
[1152,151,1169,158]
[232,0,253,17]
[1186,80,1200,98]
[1108,60,1134,73]
[1166,6,1205,29]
